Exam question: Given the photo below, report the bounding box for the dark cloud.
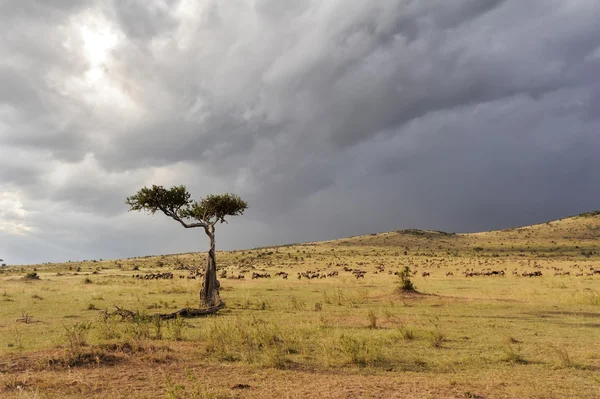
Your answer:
[1,0,599,264]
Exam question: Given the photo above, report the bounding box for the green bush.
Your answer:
[167,316,186,341]
[63,322,93,353]
[24,272,40,280]
[398,266,416,292]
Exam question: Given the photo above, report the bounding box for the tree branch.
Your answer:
[170,213,208,229]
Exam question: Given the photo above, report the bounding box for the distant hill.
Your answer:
[5,212,598,269]
[317,211,600,258]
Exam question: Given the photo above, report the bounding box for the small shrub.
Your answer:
[502,342,527,364]
[10,327,24,350]
[63,322,93,353]
[24,272,39,280]
[204,317,290,366]
[322,291,331,304]
[319,315,330,329]
[549,344,572,368]
[97,315,121,340]
[398,266,416,292]
[332,288,347,305]
[338,334,376,367]
[125,314,152,341]
[339,335,366,365]
[262,347,289,369]
[152,316,163,340]
[429,330,445,348]
[16,311,34,324]
[167,316,185,341]
[398,327,415,341]
[367,310,377,329]
[580,290,600,306]
[289,296,306,311]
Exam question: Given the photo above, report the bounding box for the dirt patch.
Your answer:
[46,350,123,369]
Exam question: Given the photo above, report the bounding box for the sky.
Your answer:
[1,0,599,265]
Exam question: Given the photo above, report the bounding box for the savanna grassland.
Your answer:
[1,213,600,399]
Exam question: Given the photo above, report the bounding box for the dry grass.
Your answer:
[1,213,600,398]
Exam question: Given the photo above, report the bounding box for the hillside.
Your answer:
[4,212,597,277]
[326,211,600,258]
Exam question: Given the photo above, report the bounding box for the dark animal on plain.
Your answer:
[134,272,173,280]
[522,271,542,277]
[352,270,366,279]
[275,271,289,279]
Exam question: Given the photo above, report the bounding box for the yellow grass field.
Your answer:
[1,213,599,398]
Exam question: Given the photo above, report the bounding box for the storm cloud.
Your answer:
[1,0,599,264]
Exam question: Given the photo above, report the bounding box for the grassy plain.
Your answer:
[1,213,599,398]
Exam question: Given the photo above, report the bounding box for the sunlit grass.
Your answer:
[0,214,599,398]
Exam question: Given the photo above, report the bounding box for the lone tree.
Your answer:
[126,185,248,307]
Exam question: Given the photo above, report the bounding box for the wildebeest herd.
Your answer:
[132,272,174,280]
[129,263,600,284]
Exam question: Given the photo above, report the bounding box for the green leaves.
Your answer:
[126,185,190,215]
[126,185,248,226]
[182,193,248,224]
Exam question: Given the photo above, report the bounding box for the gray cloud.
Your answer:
[1,0,599,264]
[110,0,179,39]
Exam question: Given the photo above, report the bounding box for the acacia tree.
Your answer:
[126,185,248,307]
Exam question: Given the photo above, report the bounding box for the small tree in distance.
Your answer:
[126,185,248,307]
[398,266,416,292]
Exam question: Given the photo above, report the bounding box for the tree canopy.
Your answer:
[126,185,248,228]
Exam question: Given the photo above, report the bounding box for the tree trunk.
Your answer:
[200,225,221,307]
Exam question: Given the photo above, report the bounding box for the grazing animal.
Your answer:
[251,272,271,279]
[133,272,173,280]
[352,270,366,279]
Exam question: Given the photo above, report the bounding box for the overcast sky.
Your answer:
[1,0,599,265]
